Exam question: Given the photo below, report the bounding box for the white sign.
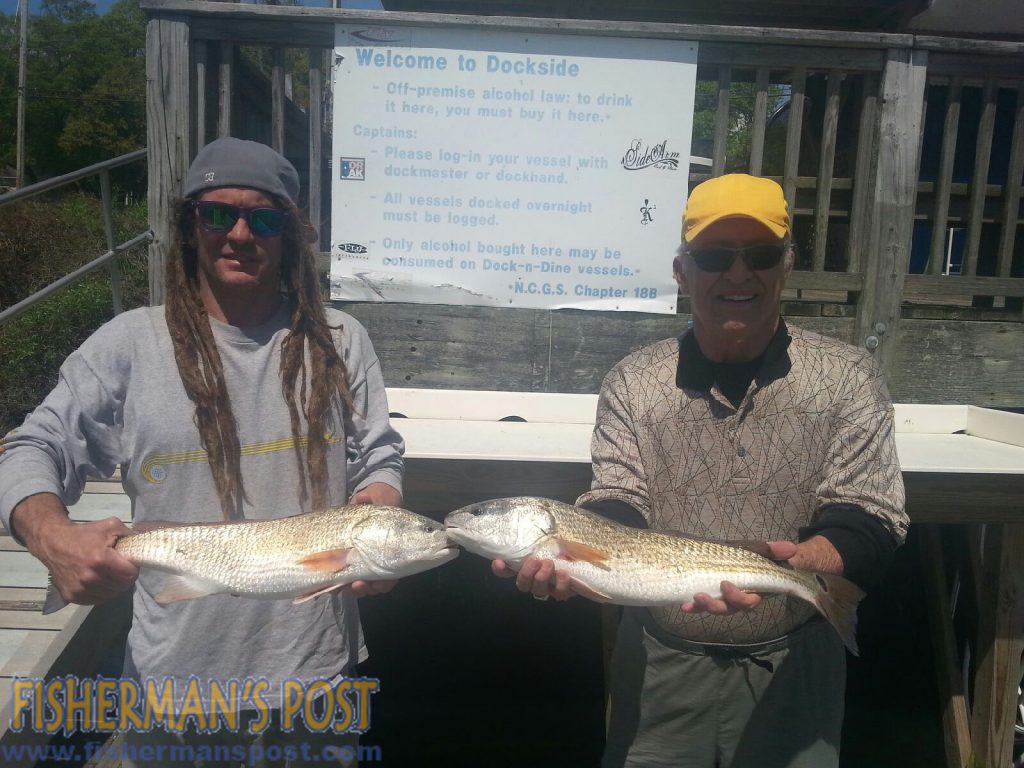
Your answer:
[330,25,697,313]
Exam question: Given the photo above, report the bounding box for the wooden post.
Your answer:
[969,523,1024,768]
[146,15,191,306]
[309,47,324,250]
[847,72,879,277]
[99,171,123,315]
[929,77,962,276]
[996,83,1024,281]
[272,46,286,154]
[782,66,806,224]
[218,40,233,138]
[15,0,28,189]
[712,66,731,178]
[195,41,207,150]
[963,79,998,279]
[748,66,769,176]
[854,48,928,374]
[918,526,972,768]
[812,70,843,273]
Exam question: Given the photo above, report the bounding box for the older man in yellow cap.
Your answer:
[503,173,908,767]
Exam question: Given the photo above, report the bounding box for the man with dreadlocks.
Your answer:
[0,138,404,763]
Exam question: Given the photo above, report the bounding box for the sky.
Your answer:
[0,0,384,14]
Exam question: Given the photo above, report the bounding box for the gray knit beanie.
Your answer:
[183,137,300,205]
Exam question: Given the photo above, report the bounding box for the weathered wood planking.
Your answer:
[0,552,48,589]
[782,66,806,220]
[918,526,973,768]
[0,598,130,762]
[969,523,1024,768]
[0,484,136,757]
[70,493,132,521]
[0,611,70,632]
[338,302,855,392]
[928,76,962,276]
[888,319,1024,406]
[340,299,1024,406]
[997,82,1024,282]
[855,48,928,372]
[812,69,842,273]
[904,274,1024,298]
[308,47,325,245]
[0,631,31,670]
[145,14,190,306]
[697,42,884,71]
[194,40,207,149]
[748,66,769,176]
[847,72,879,275]
[218,40,233,138]
[149,0,916,48]
[963,79,999,278]
[712,65,730,177]
[271,46,286,154]
[0,587,46,613]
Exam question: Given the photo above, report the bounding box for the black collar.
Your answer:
[675,318,792,393]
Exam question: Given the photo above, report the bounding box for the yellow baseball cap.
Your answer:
[682,174,789,242]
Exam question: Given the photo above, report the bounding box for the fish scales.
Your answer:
[43,504,458,613]
[444,496,864,654]
[524,503,825,605]
[117,507,367,596]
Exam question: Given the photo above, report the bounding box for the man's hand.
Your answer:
[349,482,402,507]
[344,483,403,596]
[343,579,397,598]
[12,493,138,607]
[784,535,843,574]
[681,536,844,615]
[492,556,576,601]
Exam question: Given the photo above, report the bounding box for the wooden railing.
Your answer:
[0,150,152,327]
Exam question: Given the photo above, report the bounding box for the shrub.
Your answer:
[0,193,149,434]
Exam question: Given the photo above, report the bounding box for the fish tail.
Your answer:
[42,577,68,615]
[809,573,865,656]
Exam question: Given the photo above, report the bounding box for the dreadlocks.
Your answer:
[165,198,355,520]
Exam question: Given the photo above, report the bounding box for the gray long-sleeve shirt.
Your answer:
[0,305,404,705]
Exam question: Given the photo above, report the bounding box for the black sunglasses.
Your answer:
[687,244,785,273]
[192,201,288,238]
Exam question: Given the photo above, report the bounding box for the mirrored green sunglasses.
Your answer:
[192,201,288,238]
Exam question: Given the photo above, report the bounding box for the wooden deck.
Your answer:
[0,484,131,766]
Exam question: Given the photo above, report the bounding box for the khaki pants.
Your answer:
[603,608,846,768]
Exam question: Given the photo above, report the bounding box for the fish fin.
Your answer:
[555,538,612,571]
[568,577,613,603]
[155,574,226,605]
[42,577,67,614]
[293,583,347,605]
[810,572,866,656]
[297,548,352,574]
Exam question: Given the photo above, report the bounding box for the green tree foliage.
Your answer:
[1,0,146,183]
[0,13,17,178]
[0,195,149,433]
[692,77,789,173]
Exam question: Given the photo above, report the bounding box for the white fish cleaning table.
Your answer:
[387,389,1024,768]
